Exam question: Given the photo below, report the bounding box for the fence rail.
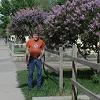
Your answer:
[8,42,26,61]
[43,62,59,74]
[45,48,60,55]
[44,45,100,100]
[71,79,100,100]
[63,53,100,70]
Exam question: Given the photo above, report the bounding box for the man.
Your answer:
[26,33,45,89]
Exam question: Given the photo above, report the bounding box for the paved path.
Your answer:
[0,39,25,100]
[32,95,90,100]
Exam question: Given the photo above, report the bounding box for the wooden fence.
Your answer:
[63,51,100,100]
[8,42,25,61]
[43,47,64,93]
[43,45,100,100]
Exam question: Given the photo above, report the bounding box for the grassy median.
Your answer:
[17,69,100,100]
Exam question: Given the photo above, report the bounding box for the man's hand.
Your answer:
[25,60,29,69]
[38,56,41,60]
[25,60,28,64]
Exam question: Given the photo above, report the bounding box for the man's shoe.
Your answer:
[37,85,42,88]
[28,87,32,91]
[36,84,44,90]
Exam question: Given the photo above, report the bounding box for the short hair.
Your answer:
[33,33,39,36]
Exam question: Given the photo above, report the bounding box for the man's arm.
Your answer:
[38,48,45,59]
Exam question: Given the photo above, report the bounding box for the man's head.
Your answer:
[33,33,39,41]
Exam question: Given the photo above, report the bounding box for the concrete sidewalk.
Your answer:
[0,39,25,100]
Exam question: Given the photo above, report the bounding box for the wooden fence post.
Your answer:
[59,47,63,93]
[97,36,100,64]
[72,44,78,100]
[43,51,45,62]
[43,51,45,68]
[43,51,47,74]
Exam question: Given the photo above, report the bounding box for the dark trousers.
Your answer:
[27,57,42,88]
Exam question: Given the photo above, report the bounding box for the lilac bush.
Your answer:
[44,0,100,50]
[89,13,100,35]
[9,8,46,37]
[9,0,100,52]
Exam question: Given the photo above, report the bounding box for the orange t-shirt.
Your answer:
[26,38,45,57]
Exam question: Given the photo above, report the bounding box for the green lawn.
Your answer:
[17,69,100,100]
[14,47,26,54]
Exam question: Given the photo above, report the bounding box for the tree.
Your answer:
[0,0,12,37]
[9,8,46,39]
[0,0,36,37]
[0,0,12,16]
[10,0,35,15]
[44,0,100,53]
[0,0,59,37]
[9,0,100,59]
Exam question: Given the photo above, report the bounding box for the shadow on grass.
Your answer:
[45,69,94,80]
[77,69,94,79]
[43,71,59,85]
[17,83,28,88]
[64,69,94,79]
[17,69,95,89]
[17,78,46,88]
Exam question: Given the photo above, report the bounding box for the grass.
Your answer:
[14,47,26,54]
[17,68,100,100]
